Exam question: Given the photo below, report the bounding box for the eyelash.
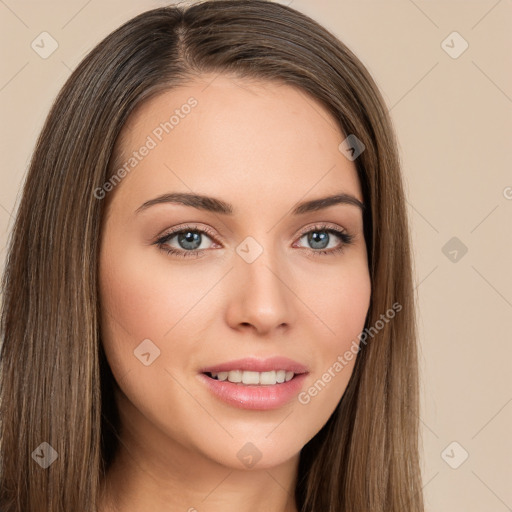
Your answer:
[153,223,355,259]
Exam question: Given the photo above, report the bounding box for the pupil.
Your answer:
[178,231,201,250]
[309,231,328,249]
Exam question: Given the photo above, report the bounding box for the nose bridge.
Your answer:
[236,232,287,296]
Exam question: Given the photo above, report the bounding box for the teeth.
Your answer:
[226,369,242,382]
[242,371,260,385]
[209,370,296,385]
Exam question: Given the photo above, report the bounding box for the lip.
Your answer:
[199,356,309,374]
[198,372,309,410]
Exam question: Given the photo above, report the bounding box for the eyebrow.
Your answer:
[135,191,365,215]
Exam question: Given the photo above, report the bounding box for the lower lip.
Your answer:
[198,372,309,410]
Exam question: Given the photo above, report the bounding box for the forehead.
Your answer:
[109,74,363,211]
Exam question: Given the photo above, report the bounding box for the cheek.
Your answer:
[298,255,371,346]
[98,236,221,400]
[294,258,371,409]
[97,241,209,429]
[98,238,177,383]
[99,239,201,345]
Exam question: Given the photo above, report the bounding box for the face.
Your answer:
[98,74,371,472]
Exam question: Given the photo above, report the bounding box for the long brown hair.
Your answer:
[0,1,424,510]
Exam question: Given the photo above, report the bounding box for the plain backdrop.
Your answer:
[1,1,511,510]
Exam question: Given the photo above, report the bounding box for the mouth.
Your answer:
[198,356,309,409]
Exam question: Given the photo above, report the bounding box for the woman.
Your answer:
[0,1,424,510]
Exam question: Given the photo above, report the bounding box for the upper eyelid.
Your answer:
[157,223,218,243]
[296,222,348,236]
[159,222,348,237]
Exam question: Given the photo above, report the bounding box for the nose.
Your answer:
[224,244,296,336]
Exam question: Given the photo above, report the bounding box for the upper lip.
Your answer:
[200,356,309,374]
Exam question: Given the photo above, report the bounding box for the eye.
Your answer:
[154,224,218,259]
[293,223,354,257]
[153,222,355,259]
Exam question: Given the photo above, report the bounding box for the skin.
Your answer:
[97,73,371,512]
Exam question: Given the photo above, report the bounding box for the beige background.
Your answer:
[1,0,511,510]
